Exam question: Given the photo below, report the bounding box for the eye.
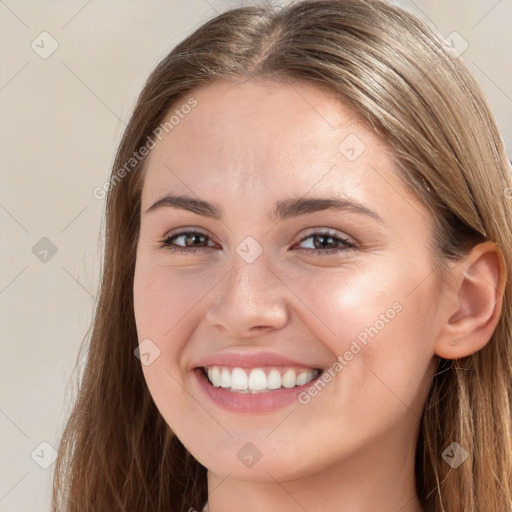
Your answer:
[295,229,357,254]
[159,228,357,255]
[161,230,216,254]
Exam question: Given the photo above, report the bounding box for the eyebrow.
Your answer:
[144,194,383,224]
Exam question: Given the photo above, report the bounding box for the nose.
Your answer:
[205,256,289,338]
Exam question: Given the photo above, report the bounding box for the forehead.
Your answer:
[141,78,415,216]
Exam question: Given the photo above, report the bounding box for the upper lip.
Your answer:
[192,351,324,371]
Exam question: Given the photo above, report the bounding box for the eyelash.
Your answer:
[159,229,357,255]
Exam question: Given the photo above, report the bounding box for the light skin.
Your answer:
[133,78,505,512]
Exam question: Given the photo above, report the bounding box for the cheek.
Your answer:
[281,262,437,408]
[133,261,217,341]
[133,262,211,433]
[279,261,403,348]
[133,261,225,418]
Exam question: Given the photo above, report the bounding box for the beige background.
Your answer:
[1,0,511,510]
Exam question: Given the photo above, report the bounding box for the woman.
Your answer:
[53,1,512,511]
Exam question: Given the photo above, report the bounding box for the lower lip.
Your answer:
[193,368,320,414]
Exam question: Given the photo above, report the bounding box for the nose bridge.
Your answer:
[205,249,288,335]
[231,253,274,303]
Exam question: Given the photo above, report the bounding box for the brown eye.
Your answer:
[296,230,357,254]
[167,232,209,247]
[161,231,216,253]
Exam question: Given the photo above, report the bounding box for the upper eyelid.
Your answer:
[163,227,348,239]
[163,227,212,240]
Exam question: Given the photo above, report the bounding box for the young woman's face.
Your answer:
[134,78,445,482]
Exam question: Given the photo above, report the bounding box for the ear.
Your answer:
[434,241,507,360]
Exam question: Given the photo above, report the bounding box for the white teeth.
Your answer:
[296,370,310,386]
[204,366,319,392]
[209,367,222,387]
[248,368,267,390]
[231,368,248,391]
[281,368,296,388]
[220,367,231,388]
[267,369,281,389]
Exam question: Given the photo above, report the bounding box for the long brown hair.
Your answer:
[52,1,512,510]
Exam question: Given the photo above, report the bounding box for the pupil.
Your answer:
[187,233,206,246]
[314,235,336,249]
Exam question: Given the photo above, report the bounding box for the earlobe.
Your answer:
[434,241,507,360]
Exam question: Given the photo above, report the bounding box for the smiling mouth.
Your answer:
[201,365,322,393]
